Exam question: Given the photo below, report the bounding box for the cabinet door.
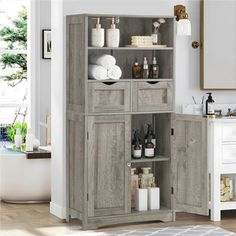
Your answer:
[132,82,173,112]
[87,115,131,217]
[172,114,209,215]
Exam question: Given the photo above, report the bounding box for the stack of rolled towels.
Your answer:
[88,54,122,80]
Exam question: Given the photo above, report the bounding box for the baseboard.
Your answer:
[50,201,66,219]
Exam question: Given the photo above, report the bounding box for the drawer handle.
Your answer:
[147,81,160,85]
[102,82,117,86]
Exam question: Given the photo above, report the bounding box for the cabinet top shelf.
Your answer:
[88,47,174,51]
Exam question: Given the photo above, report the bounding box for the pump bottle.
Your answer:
[91,17,104,47]
[106,17,120,47]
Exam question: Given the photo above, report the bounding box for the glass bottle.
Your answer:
[149,57,159,79]
[132,129,142,157]
[132,59,142,79]
[145,134,155,158]
[142,57,149,79]
[133,139,142,159]
[152,25,158,45]
[144,124,156,149]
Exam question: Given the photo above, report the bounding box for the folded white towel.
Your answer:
[90,54,116,70]
[107,65,122,80]
[88,65,108,80]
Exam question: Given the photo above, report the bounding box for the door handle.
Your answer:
[126,162,131,167]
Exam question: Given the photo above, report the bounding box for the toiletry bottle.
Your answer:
[26,128,34,152]
[145,134,155,158]
[144,124,156,149]
[139,167,153,188]
[132,59,142,79]
[149,57,159,79]
[152,22,159,45]
[136,178,148,211]
[206,92,215,115]
[131,168,139,208]
[133,138,142,159]
[132,129,142,156]
[14,128,22,149]
[148,177,160,210]
[142,57,149,79]
[91,17,104,47]
[106,17,120,47]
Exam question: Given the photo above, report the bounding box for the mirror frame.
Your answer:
[201,0,236,90]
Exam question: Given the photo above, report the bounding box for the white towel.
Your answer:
[108,65,122,80]
[88,65,108,80]
[90,54,116,70]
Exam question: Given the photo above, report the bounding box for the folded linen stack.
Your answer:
[88,54,122,80]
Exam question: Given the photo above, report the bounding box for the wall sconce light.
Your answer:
[174,5,191,36]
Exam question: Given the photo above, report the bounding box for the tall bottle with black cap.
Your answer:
[206,93,215,115]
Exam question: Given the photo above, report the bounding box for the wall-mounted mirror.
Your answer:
[201,0,236,90]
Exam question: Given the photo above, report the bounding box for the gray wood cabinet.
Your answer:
[66,14,208,230]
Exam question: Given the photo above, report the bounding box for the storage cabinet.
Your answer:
[208,120,236,221]
[66,14,209,230]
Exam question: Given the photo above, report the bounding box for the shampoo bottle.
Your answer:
[26,129,34,152]
[106,17,120,47]
[14,128,22,149]
[91,17,104,47]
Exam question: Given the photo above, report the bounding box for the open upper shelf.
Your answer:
[88,47,174,51]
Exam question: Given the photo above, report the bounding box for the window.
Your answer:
[0,0,28,143]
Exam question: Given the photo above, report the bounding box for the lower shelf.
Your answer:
[220,201,236,210]
[131,206,172,215]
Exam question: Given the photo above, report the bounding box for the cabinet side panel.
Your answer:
[67,16,86,113]
[68,115,85,212]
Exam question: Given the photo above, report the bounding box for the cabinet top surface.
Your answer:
[66,13,174,19]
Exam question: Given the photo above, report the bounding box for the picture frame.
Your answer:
[42,29,51,59]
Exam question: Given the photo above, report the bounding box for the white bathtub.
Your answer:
[0,148,51,202]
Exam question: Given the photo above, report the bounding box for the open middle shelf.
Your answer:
[131,156,170,163]
[88,47,174,51]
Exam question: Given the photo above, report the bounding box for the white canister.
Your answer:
[148,187,160,210]
[136,188,148,211]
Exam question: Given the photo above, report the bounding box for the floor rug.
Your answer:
[101,225,236,236]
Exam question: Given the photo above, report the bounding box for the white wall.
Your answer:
[50,0,236,219]
[39,0,51,145]
[30,0,51,145]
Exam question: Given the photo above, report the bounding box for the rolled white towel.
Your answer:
[108,65,122,80]
[90,54,116,70]
[88,65,108,80]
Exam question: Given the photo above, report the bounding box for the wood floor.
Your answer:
[1,202,236,235]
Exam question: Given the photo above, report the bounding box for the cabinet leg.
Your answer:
[211,209,221,221]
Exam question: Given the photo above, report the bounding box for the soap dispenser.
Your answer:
[106,17,120,47]
[206,92,215,115]
[91,17,104,47]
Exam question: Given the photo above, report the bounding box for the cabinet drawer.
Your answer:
[132,82,173,112]
[88,82,131,113]
[222,126,236,142]
[222,144,236,164]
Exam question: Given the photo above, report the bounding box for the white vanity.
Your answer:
[208,118,236,221]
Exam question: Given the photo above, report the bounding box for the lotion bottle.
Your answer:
[91,17,104,47]
[26,129,34,152]
[106,17,120,47]
[206,92,215,115]
[14,128,22,149]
